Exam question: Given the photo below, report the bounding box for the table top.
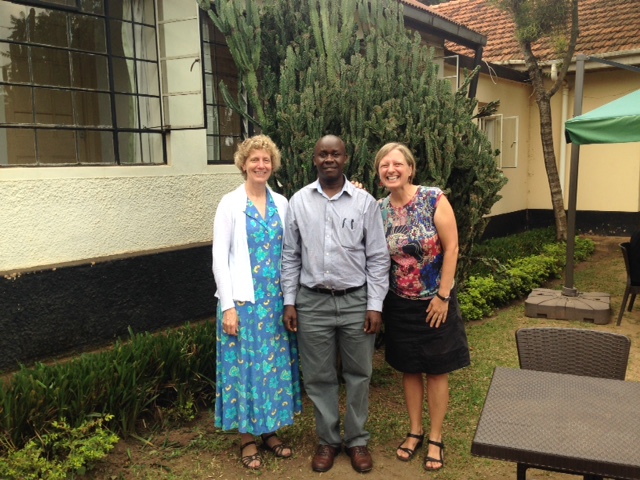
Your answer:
[472,367,640,479]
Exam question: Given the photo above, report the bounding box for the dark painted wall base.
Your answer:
[0,245,216,372]
[482,209,640,239]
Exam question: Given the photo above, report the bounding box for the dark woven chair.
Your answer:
[515,327,631,480]
[617,241,640,326]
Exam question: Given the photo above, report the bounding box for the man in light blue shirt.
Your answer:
[282,135,390,473]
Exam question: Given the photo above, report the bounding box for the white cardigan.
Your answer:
[212,184,288,312]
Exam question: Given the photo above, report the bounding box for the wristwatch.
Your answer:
[435,292,451,302]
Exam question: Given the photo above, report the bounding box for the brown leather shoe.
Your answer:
[311,444,341,472]
[346,445,373,473]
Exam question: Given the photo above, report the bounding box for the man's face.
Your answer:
[313,136,347,183]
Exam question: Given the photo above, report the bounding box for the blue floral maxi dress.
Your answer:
[215,194,303,435]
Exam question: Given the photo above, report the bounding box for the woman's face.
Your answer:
[377,149,412,189]
[243,149,272,185]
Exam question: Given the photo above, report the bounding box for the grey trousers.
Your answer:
[295,286,375,448]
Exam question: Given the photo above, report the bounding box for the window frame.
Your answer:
[479,113,519,169]
[0,0,167,167]
[199,10,244,165]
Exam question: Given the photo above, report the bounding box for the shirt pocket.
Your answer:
[336,216,364,249]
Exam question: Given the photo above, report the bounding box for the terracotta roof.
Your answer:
[427,0,640,65]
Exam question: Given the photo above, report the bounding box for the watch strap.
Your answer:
[435,292,451,302]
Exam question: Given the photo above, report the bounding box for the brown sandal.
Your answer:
[424,439,445,471]
[240,440,262,469]
[261,432,292,458]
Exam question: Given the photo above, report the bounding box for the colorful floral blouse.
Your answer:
[379,186,444,299]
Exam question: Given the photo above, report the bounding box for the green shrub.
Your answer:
[0,414,118,480]
[0,322,216,450]
[459,236,595,320]
[467,227,557,277]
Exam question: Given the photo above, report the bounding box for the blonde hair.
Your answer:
[234,135,282,179]
[374,142,416,183]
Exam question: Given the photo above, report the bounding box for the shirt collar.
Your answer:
[310,175,353,198]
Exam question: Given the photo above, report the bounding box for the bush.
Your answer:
[0,414,118,480]
[459,236,595,321]
[0,322,217,450]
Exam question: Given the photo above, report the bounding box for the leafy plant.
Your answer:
[0,414,118,480]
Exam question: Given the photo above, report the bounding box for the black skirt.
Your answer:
[383,289,470,375]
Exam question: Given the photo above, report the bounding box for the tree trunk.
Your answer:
[537,97,568,241]
[522,44,568,242]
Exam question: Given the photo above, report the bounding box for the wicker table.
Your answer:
[472,367,640,480]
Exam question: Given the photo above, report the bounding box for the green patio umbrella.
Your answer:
[565,88,640,145]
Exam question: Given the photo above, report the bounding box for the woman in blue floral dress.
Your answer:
[212,135,302,470]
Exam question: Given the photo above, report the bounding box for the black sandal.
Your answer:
[424,439,445,471]
[240,440,262,469]
[396,432,424,461]
[260,432,292,458]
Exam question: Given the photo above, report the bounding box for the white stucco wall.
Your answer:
[0,169,242,272]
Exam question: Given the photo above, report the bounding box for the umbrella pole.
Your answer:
[562,54,586,296]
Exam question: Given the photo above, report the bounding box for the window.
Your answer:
[0,0,164,166]
[442,54,460,93]
[479,114,518,168]
[200,12,242,164]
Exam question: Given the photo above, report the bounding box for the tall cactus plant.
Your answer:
[198,0,506,281]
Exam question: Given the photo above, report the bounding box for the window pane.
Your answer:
[69,14,106,53]
[133,0,155,26]
[115,94,139,128]
[109,0,132,21]
[134,24,156,61]
[31,8,69,49]
[71,52,110,90]
[110,20,134,58]
[118,131,141,164]
[140,133,162,163]
[206,106,218,135]
[0,42,30,83]
[139,96,161,129]
[32,46,71,87]
[0,128,36,165]
[220,137,240,162]
[1,85,33,123]
[34,88,73,125]
[80,0,104,15]
[74,91,112,126]
[137,61,159,96]
[112,57,136,93]
[0,4,29,42]
[37,129,77,164]
[220,106,240,136]
[78,130,114,164]
[202,47,212,73]
[206,135,217,162]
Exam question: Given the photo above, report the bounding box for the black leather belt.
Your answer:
[303,284,365,297]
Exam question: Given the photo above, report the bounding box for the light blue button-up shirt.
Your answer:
[282,178,390,311]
